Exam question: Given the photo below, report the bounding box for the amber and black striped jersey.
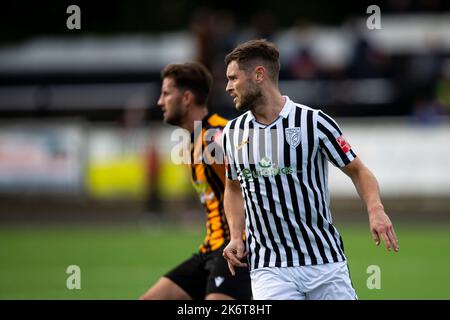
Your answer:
[191,113,229,254]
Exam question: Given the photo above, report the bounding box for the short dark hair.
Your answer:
[225,39,280,83]
[161,62,213,106]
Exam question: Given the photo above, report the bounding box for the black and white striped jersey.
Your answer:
[222,96,357,270]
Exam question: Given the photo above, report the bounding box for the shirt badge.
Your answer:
[285,127,301,148]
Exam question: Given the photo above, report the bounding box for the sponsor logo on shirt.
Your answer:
[336,135,351,153]
[241,157,300,180]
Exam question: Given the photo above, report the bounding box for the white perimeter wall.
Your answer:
[328,119,450,197]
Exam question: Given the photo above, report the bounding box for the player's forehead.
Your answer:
[226,61,243,77]
[161,77,178,91]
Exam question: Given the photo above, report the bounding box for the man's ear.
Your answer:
[255,66,265,83]
[182,90,195,106]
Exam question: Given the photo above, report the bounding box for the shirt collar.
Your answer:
[247,95,293,122]
[279,96,293,118]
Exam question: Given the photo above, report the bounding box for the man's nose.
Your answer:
[225,81,232,93]
[157,96,163,107]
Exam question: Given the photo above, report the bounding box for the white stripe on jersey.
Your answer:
[222,96,356,270]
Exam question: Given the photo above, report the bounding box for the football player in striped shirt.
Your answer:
[221,39,398,300]
[140,62,251,300]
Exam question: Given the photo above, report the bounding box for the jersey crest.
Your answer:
[285,127,301,148]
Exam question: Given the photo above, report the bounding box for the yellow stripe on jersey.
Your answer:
[193,114,229,254]
[207,114,228,128]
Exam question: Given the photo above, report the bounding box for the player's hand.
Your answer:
[368,208,399,252]
[222,239,248,276]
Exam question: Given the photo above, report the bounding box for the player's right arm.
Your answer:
[340,158,399,252]
[222,178,247,275]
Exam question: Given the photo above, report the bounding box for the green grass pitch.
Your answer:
[1,222,449,299]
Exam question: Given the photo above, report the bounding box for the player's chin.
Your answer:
[236,103,249,112]
[163,113,172,123]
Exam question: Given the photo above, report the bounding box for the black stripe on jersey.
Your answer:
[240,185,256,267]
[235,114,246,173]
[282,114,312,265]
[261,125,293,266]
[234,114,257,266]
[222,130,230,175]
[262,174,293,266]
[239,118,263,269]
[222,127,231,177]
[294,108,328,264]
[313,152,343,261]
[319,111,342,134]
[232,114,258,267]
[264,121,297,266]
[259,126,285,267]
[318,137,340,167]
[191,142,197,181]
[226,118,240,177]
[247,120,281,268]
[242,121,266,269]
[306,112,341,262]
[317,122,352,166]
[273,122,305,266]
[204,164,224,196]
[239,177,257,267]
[301,109,329,263]
[204,164,230,239]
[284,112,317,264]
[319,151,346,257]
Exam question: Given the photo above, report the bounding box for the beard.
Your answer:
[164,102,185,127]
[235,84,263,112]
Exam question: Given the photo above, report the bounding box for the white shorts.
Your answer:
[250,261,357,300]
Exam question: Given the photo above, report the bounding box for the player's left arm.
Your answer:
[340,158,399,252]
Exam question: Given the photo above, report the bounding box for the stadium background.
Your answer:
[1,0,450,299]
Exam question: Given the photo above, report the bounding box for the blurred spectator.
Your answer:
[238,11,277,43]
[346,37,391,78]
[120,93,162,214]
[436,60,450,114]
[282,20,317,79]
[189,9,239,118]
[121,94,148,129]
[287,48,318,79]
[189,8,216,70]
[387,0,447,12]
[190,8,238,72]
[211,10,238,60]
[411,97,445,125]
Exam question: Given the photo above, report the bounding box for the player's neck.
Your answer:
[251,87,285,125]
[182,106,208,133]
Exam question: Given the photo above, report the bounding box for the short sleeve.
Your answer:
[317,111,357,167]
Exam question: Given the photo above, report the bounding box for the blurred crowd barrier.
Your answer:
[330,118,450,197]
[0,120,190,201]
[1,14,450,120]
[0,118,449,217]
